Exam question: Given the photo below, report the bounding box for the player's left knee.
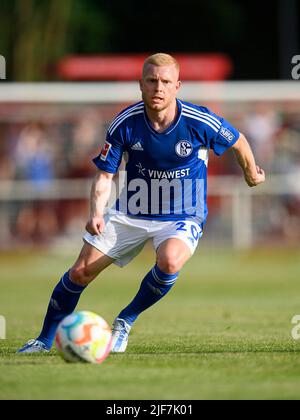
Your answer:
[156,254,183,275]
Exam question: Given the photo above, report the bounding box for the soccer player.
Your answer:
[18,53,265,354]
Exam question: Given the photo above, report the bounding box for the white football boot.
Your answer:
[17,339,50,354]
[110,318,132,353]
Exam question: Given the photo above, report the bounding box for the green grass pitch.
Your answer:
[1,246,300,400]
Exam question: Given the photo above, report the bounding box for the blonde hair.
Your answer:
[143,53,180,77]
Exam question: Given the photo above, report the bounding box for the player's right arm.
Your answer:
[85,170,114,236]
[87,122,126,235]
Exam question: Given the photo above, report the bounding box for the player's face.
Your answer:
[140,64,181,112]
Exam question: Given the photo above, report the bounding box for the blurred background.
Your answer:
[0,0,300,251]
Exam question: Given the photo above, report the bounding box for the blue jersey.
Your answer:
[93,99,239,227]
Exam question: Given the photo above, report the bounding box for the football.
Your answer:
[55,311,112,364]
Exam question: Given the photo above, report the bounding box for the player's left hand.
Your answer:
[245,166,266,187]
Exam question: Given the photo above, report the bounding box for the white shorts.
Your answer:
[83,213,203,268]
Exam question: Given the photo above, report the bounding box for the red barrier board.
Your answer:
[57,54,233,81]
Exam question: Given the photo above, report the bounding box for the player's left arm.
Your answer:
[231,133,266,187]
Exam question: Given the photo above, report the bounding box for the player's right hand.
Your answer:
[85,216,106,236]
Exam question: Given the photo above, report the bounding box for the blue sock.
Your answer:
[37,271,86,350]
[118,265,179,326]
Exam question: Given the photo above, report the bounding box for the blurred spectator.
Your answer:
[12,123,59,245]
[0,154,16,182]
[242,103,281,169]
[0,154,16,246]
[67,109,104,178]
[14,123,54,186]
[272,113,300,174]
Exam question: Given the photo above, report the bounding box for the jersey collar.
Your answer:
[143,99,183,135]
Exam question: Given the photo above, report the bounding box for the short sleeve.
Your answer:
[211,116,240,156]
[199,107,240,156]
[93,131,124,174]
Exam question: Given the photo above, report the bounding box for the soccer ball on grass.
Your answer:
[55,311,112,364]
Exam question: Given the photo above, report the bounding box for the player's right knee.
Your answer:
[69,266,95,287]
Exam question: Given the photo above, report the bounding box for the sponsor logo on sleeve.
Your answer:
[220,127,235,142]
[100,141,112,161]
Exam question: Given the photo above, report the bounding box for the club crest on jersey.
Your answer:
[100,141,112,161]
[175,141,193,158]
